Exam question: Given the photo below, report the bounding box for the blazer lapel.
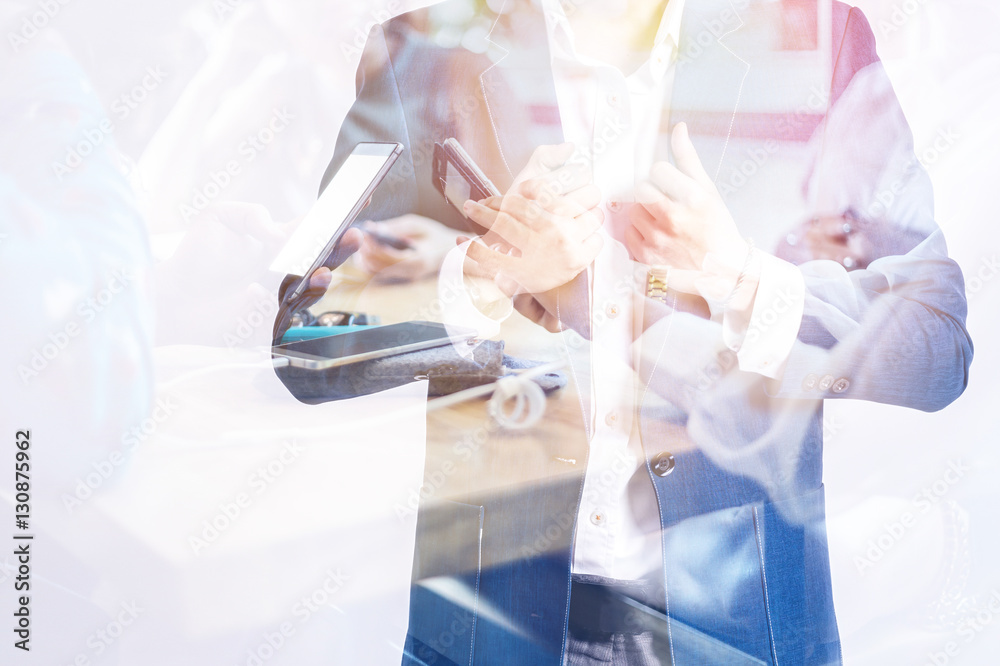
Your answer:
[477,9,564,185]
[669,0,751,182]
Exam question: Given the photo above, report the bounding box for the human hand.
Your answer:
[774,213,923,270]
[299,225,364,287]
[461,143,605,295]
[625,123,749,297]
[355,214,463,282]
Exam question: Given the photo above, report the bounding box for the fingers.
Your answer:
[624,224,646,260]
[629,201,661,236]
[517,160,593,202]
[580,232,604,260]
[670,122,713,187]
[323,227,363,271]
[528,142,576,172]
[465,240,518,280]
[641,124,711,207]
[357,233,408,272]
[547,183,602,218]
[465,200,534,248]
[339,227,364,254]
[512,293,564,332]
[308,266,332,290]
[464,198,499,225]
[575,206,605,236]
[646,161,698,206]
[635,181,676,229]
[473,191,603,237]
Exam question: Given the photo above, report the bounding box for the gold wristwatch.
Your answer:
[646,265,670,303]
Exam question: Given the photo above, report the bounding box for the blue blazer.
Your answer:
[307,1,973,663]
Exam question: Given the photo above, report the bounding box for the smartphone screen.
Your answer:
[272,321,475,369]
[269,142,402,284]
[433,138,501,219]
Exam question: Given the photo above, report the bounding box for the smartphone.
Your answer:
[271,321,477,370]
[432,138,501,218]
[269,141,404,299]
[363,227,414,251]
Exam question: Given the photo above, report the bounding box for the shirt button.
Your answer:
[651,452,675,477]
[608,200,622,212]
[832,378,850,394]
[802,374,819,391]
[818,374,835,391]
[606,92,619,107]
[590,510,606,526]
[605,411,619,427]
[605,303,620,319]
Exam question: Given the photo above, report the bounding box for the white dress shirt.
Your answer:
[440,0,806,581]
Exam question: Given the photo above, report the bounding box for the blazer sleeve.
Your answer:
[272,22,419,342]
[638,7,972,414]
[317,22,420,234]
[760,7,972,412]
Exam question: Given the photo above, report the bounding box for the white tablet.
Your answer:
[269,142,403,298]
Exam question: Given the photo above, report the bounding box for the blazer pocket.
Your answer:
[404,500,484,666]
[751,484,841,665]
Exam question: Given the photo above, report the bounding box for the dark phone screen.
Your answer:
[273,322,457,361]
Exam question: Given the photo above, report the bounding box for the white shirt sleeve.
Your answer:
[438,238,514,345]
[726,252,806,379]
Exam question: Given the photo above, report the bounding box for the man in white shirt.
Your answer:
[276,0,972,663]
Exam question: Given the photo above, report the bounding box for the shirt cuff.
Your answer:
[438,238,513,342]
[733,252,805,378]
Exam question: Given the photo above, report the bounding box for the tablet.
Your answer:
[271,321,477,370]
[269,141,404,299]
